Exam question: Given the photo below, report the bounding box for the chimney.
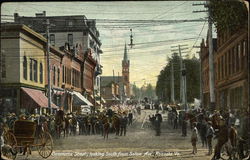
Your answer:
[14,13,19,22]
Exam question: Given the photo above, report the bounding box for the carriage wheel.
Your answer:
[3,131,17,160]
[37,131,53,158]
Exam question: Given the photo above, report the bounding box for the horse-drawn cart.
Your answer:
[3,120,53,159]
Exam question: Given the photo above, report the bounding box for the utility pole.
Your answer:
[182,63,187,111]
[207,1,215,111]
[197,51,203,106]
[170,61,175,104]
[46,19,52,115]
[193,1,215,111]
[171,44,188,107]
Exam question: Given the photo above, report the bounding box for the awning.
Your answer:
[21,87,58,109]
[73,91,93,106]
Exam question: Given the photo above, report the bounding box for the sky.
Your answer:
[1,1,209,87]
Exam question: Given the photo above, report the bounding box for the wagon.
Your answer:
[3,120,53,159]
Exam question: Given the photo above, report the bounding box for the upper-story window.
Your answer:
[68,34,73,47]
[30,59,33,81]
[68,21,73,27]
[53,66,56,86]
[33,59,38,82]
[62,65,65,83]
[243,40,246,56]
[50,34,55,46]
[57,68,60,87]
[23,56,27,80]
[1,53,6,78]
[40,63,43,84]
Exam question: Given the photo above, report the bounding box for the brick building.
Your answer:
[215,28,248,111]
[200,27,248,111]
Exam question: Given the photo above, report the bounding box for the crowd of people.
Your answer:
[165,105,249,159]
[1,103,249,160]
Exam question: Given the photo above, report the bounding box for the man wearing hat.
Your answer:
[206,121,214,155]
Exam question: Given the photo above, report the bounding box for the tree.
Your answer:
[156,53,200,104]
[209,0,248,33]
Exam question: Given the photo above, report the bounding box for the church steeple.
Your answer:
[122,43,130,97]
[123,43,129,62]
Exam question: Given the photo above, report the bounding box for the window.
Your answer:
[62,65,65,83]
[234,46,237,73]
[53,66,56,85]
[30,59,33,81]
[40,63,43,83]
[243,40,246,56]
[229,50,232,75]
[23,56,27,80]
[50,34,55,46]
[57,68,60,86]
[68,34,73,46]
[1,53,6,78]
[232,48,235,74]
[225,53,227,77]
[222,56,224,79]
[68,21,73,27]
[33,60,38,82]
[72,69,75,86]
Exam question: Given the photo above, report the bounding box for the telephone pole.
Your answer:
[170,61,175,104]
[183,63,187,110]
[46,19,52,114]
[193,1,215,111]
[197,51,203,106]
[171,44,188,108]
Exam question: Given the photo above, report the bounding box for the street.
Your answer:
[14,110,214,160]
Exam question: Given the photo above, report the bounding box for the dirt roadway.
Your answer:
[13,110,216,160]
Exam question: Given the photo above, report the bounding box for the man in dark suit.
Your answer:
[155,110,162,136]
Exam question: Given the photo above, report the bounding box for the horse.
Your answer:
[98,114,111,140]
[111,114,121,136]
[55,110,67,138]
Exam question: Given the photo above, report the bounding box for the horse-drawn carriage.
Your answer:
[2,120,53,159]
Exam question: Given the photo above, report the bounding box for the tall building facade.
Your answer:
[215,28,248,111]
[14,12,103,101]
[13,11,103,110]
[200,28,248,112]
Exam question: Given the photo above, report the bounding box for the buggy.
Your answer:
[2,120,53,159]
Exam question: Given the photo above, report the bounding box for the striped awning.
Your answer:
[21,87,58,109]
[72,91,93,106]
